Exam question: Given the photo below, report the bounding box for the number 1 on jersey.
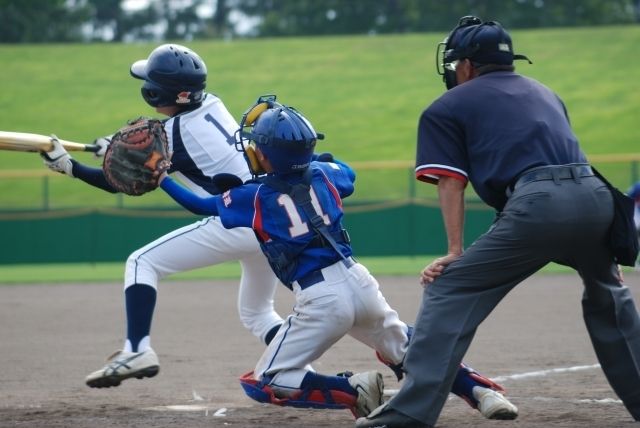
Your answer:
[277,188,329,237]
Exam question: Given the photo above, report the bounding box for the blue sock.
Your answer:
[125,283,156,352]
[451,366,480,405]
[300,372,356,396]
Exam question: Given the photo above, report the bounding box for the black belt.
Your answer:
[507,164,593,197]
[296,257,356,289]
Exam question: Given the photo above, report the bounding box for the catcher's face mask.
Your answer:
[235,94,322,177]
[235,95,279,176]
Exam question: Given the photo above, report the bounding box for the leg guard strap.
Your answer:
[375,325,413,381]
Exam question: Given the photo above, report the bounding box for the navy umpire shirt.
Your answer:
[415,71,587,211]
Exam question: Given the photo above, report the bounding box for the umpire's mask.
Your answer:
[436,16,531,90]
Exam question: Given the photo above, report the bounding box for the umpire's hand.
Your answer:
[420,253,461,286]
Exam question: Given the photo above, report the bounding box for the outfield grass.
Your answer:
[0,27,638,279]
[0,256,592,285]
[0,25,639,210]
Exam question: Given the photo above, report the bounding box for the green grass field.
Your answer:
[0,25,639,210]
[0,256,596,284]
[0,27,638,281]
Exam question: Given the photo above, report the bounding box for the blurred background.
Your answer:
[0,0,638,267]
[1,0,639,42]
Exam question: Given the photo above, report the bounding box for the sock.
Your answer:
[300,372,356,396]
[125,283,156,353]
[451,366,480,407]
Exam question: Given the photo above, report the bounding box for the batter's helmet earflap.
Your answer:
[130,44,207,108]
[436,16,531,90]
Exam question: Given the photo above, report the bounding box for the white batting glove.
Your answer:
[93,134,112,158]
[41,135,74,177]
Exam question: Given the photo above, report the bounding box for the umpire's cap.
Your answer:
[444,18,530,66]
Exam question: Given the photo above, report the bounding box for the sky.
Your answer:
[122,0,215,17]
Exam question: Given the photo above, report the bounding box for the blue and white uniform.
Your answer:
[72,94,283,349]
[162,159,408,395]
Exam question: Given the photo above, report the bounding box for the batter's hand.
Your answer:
[41,135,74,177]
[93,134,113,158]
[420,253,461,286]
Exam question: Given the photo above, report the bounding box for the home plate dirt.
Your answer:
[1,272,639,427]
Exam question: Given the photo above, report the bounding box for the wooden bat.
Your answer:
[0,131,99,153]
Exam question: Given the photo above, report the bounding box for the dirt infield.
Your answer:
[2,272,639,428]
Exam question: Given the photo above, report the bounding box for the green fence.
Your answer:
[0,202,496,264]
[0,157,637,264]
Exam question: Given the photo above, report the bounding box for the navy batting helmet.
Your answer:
[436,16,531,89]
[236,95,324,175]
[130,44,207,108]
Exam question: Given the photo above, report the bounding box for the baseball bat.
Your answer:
[0,131,99,153]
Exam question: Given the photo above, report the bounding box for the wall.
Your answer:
[0,203,495,264]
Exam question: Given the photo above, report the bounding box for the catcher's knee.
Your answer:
[239,371,356,411]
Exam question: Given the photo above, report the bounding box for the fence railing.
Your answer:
[0,155,638,212]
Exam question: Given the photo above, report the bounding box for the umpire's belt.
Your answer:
[507,164,593,197]
[295,257,356,289]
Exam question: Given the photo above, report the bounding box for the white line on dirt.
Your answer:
[149,364,620,412]
[384,363,603,397]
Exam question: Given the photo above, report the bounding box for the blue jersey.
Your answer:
[161,159,356,285]
[415,71,587,211]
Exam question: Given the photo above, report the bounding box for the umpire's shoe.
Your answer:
[348,371,385,418]
[85,348,159,388]
[355,403,431,428]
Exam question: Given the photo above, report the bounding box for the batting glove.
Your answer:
[93,134,113,158]
[41,135,73,177]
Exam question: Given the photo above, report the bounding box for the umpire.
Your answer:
[357,16,640,428]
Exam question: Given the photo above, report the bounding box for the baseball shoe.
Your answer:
[85,348,159,388]
[348,371,384,418]
[473,386,518,420]
[355,403,431,427]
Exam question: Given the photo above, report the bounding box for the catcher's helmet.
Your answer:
[436,16,531,89]
[130,44,207,108]
[235,95,324,175]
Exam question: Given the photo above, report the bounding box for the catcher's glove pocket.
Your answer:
[103,118,171,196]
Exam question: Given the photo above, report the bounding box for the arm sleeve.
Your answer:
[415,102,469,184]
[160,176,220,216]
[314,159,355,198]
[70,159,117,193]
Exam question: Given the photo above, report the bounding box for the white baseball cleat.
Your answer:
[348,371,385,418]
[85,348,159,388]
[473,386,519,420]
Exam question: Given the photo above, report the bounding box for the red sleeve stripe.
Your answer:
[320,170,342,208]
[415,165,468,184]
[252,185,270,242]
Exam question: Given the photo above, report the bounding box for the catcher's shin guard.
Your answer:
[452,363,506,409]
[239,371,357,413]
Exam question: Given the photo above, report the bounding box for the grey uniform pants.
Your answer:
[390,174,640,426]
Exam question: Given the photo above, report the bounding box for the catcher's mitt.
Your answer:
[103,118,171,196]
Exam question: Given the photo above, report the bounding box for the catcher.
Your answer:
[158,96,519,420]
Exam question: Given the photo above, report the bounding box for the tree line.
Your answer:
[1,0,639,43]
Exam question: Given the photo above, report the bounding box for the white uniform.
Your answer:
[255,261,408,392]
[125,94,283,344]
